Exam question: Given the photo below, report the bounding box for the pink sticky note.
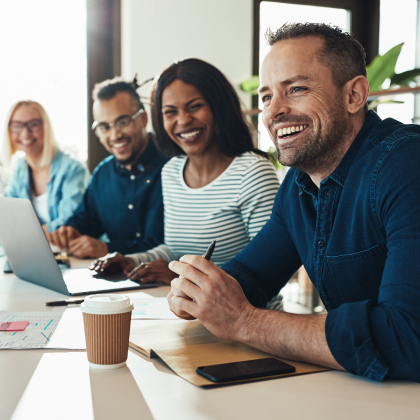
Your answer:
[0,321,29,331]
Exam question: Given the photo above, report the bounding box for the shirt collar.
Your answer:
[295,110,382,192]
[328,110,382,187]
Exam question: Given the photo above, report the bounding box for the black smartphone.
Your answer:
[196,358,295,382]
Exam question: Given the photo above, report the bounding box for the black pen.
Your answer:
[45,298,84,307]
[203,240,216,261]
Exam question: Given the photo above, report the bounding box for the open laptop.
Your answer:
[0,197,159,295]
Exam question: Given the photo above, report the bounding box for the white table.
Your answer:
[1,257,419,420]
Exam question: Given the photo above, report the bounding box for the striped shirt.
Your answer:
[127,152,279,266]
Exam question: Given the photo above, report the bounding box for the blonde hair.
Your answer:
[2,100,59,167]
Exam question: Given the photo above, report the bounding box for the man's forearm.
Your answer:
[238,309,345,371]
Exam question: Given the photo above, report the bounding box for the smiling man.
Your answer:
[167,23,420,382]
[47,77,168,258]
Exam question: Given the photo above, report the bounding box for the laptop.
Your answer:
[0,197,159,295]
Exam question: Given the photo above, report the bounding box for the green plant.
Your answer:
[266,146,283,170]
[366,42,420,108]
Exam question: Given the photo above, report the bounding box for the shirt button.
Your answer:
[325,190,330,198]
[130,175,135,180]
[136,232,141,238]
[128,204,134,210]
[318,240,325,248]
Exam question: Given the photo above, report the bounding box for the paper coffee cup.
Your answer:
[81,294,134,369]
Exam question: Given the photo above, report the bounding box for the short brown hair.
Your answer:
[266,23,367,88]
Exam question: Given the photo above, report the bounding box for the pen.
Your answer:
[203,240,216,261]
[45,298,84,307]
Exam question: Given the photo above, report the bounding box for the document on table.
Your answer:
[0,309,86,350]
[131,297,178,320]
[0,311,63,349]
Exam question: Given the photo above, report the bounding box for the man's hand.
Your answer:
[168,255,255,341]
[46,226,81,251]
[168,255,345,371]
[89,252,135,274]
[67,236,108,259]
[167,289,197,320]
[127,258,176,284]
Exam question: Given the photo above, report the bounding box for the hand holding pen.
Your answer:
[177,239,216,281]
[169,239,254,339]
[168,240,216,319]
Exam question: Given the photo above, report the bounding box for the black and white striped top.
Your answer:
[127,152,280,266]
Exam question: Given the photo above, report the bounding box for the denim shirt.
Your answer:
[4,151,89,232]
[66,135,169,255]
[222,111,420,382]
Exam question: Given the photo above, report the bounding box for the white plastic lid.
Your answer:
[80,294,134,315]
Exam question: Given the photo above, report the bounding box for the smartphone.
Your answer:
[196,358,295,382]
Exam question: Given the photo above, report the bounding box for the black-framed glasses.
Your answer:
[9,119,43,134]
[92,109,144,138]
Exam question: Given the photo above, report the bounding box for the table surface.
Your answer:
[1,256,419,420]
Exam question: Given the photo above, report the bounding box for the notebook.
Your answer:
[129,319,329,387]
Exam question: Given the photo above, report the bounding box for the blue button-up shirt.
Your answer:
[66,135,168,254]
[223,111,420,382]
[4,151,89,232]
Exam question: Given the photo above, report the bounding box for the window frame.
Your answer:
[86,0,121,172]
[252,0,380,109]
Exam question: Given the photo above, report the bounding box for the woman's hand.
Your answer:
[126,258,176,284]
[89,252,135,275]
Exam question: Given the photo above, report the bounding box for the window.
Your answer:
[376,0,419,124]
[0,0,88,162]
[257,1,351,151]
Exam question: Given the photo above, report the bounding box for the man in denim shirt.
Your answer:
[167,24,420,382]
[47,77,168,258]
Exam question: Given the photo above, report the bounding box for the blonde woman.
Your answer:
[2,100,89,232]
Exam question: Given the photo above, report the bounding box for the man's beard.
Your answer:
[116,151,137,166]
[269,100,348,175]
[113,135,140,166]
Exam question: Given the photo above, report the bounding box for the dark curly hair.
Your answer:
[92,75,144,110]
[150,58,267,158]
[266,23,367,89]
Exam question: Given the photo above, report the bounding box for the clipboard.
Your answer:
[129,319,329,387]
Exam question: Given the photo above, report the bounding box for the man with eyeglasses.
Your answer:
[46,77,168,258]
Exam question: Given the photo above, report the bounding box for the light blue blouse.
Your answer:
[4,151,90,232]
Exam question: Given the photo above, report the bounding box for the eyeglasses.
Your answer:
[92,109,144,138]
[9,119,43,134]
